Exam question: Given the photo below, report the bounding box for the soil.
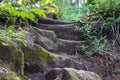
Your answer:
[71,52,120,80]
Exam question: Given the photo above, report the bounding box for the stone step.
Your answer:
[58,39,85,44]
[35,23,84,41]
[46,68,102,80]
[27,73,46,80]
[50,29,83,41]
[35,23,75,29]
[57,39,86,54]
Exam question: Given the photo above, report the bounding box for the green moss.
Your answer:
[23,45,57,65]
[68,70,80,80]
[0,72,21,80]
[23,46,41,63]
[10,47,24,76]
[0,43,29,80]
[36,45,57,64]
[10,47,29,80]
[0,41,62,80]
[0,60,10,70]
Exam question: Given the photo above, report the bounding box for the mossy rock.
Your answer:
[0,45,29,80]
[46,68,80,80]
[23,44,58,67]
[22,44,62,75]
[22,44,87,75]
[0,72,21,80]
[46,68,102,80]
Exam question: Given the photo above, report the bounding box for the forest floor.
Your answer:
[71,50,120,80]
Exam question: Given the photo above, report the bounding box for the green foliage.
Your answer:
[76,20,108,56]
[0,0,58,21]
[0,26,27,47]
[77,0,120,56]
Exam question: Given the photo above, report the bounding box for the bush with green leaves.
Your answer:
[0,0,58,21]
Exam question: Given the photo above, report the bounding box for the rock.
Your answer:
[58,58,87,70]
[0,27,90,80]
[22,44,86,80]
[46,68,102,80]
[23,44,86,71]
[0,45,30,80]
[58,39,86,54]
[23,44,58,67]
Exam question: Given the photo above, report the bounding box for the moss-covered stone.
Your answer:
[10,48,24,76]
[23,44,58,66]
[46,68,102,80]
[46,68,80,80]
[0,72,21,80]
[68,69,80,80]
[10,47,30,80]
[0,45,29,80]
[0,42,62,79]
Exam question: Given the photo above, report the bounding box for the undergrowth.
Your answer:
[75,0,120,56]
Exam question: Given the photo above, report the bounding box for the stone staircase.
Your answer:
[23,22,102,80]
[33,23,86,54]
